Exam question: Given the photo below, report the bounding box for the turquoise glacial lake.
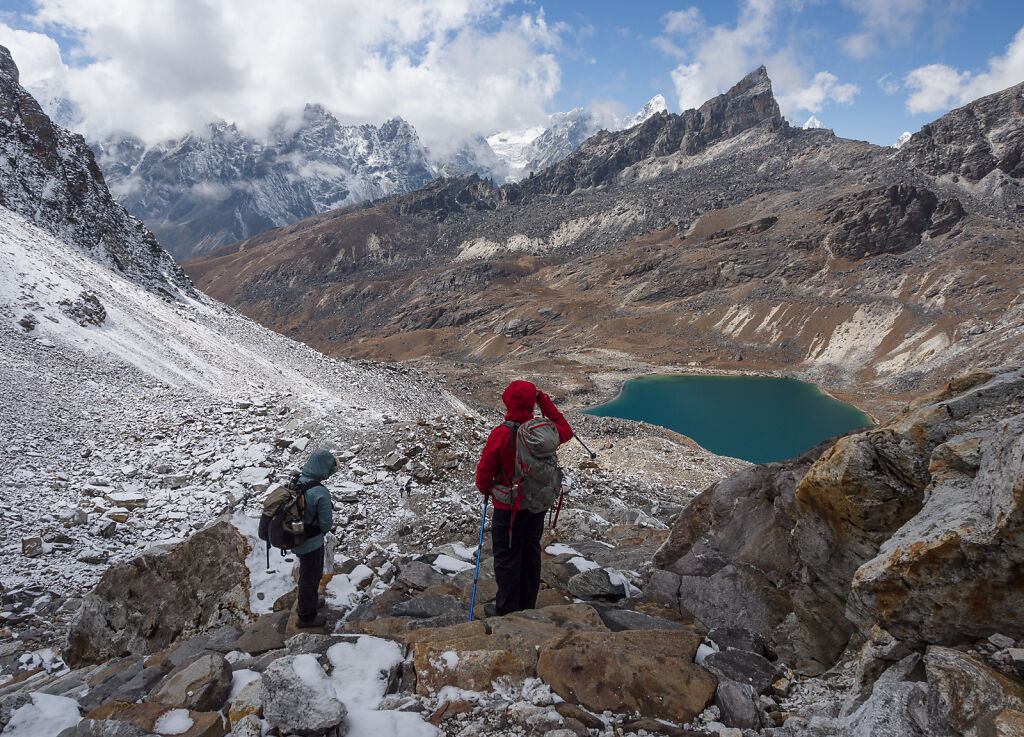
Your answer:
[585,374,871,464]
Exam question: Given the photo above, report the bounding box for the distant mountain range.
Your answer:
[30,86,667,260]
[184,66,1024,413]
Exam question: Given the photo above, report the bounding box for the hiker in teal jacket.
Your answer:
[294,449,336,627]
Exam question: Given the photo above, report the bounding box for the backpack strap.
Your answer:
[502,421,523,541]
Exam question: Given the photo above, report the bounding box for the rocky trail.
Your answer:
[3,371,1023,737]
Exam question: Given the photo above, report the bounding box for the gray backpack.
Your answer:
[496,418,563,513]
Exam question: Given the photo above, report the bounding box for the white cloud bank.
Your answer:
[0,0,565,148]
[904,25,1024,114]
[659,0,860,120]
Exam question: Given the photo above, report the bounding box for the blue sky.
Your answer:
[535,0,1024,145]
[0,1,1022,148]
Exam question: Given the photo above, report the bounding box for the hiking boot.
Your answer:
[317,596,326,610]
[295,615,326,628]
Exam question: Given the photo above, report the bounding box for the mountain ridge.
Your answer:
[0,46,191,298]
[185,67,1024,416]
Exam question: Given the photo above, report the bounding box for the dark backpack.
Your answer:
[258,471,322,551]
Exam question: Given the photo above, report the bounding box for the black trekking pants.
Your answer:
[491,507,546,615]
[296,545,325,621]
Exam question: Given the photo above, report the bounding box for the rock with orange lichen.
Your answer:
[653,366,1024,674]
[847,410,1024,644]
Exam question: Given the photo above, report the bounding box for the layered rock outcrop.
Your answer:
[653,368,1024,674]
[897,80,1024,182]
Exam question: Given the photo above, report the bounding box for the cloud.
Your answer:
[839,0,967,59]
[776,71,859,113]
[877,73,900,95]
[904,25,1024,114]
[2,0,565,148]
[661,0,859,117]
[663,7,704,35]
[839,0,925,59]
[0,21,68,87]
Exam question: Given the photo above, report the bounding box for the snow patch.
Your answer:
[326,636,438,737]
[153,709,194,735]
[1,693,81,737]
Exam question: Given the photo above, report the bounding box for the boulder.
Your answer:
[227,678,262,724]
[714,680,761,730]
[536,629,715,723]
[702,650,776,695]
[974,709,1024,737]
[225,714,261,737]
[841,626,914,715]
[147,652,232,712]
[261,655,347,737]
[66,520,249,666]
[413,631,538,695]
[652,368,1024,675]
[708,626,769,656]
[567,568,627,600]
[396,561,448,591]
[924,646,1024,735]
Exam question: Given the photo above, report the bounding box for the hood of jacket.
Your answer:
[502,380,537,423]
[301,449,337,481]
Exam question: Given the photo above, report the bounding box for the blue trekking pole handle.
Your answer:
[469,495,489,622]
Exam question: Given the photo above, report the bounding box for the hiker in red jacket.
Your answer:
[476,380,573,615]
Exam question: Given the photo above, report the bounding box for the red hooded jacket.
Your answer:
[475,380,573,510]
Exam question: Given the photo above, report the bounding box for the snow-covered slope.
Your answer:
[0,201,474,594]
[802,115,825,129]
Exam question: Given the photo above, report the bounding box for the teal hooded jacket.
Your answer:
[292,449,336,556]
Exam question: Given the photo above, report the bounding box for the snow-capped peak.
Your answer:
[802,115,825,130]
[624,94,669,129]
[891,131,913,149]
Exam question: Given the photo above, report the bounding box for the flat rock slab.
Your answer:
[537,629,715,723]
[236,611,290,655]
[79,659,166,712]
[389,594,466,619]
[413,631,539,696]
[487,604,608,647]
[702,649,777,695]
[594,606,692,632]
[85,700,225,737]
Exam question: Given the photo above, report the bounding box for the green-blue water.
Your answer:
[585,374,871,464]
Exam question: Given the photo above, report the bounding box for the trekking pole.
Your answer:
[469,495,489,622]
[574,434,597,460]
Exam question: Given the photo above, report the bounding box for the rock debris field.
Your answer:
[0,206,752,737]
